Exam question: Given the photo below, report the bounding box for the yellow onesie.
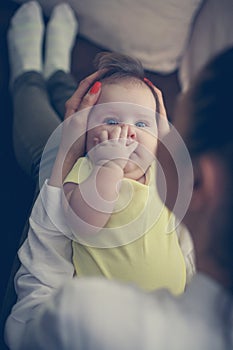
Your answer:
[64,157,186,295]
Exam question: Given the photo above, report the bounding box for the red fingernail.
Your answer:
[89,81,101,94]
[144,77,154,88]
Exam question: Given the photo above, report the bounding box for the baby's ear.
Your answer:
[190,155,224,212]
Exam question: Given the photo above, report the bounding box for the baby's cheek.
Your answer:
[143,134,158,154]
[153,141,158,154]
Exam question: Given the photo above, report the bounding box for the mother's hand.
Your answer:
[60,71,104,157]
[49,71,104,187]
[149,81,170,136]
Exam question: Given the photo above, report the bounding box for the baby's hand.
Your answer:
[88,125,138,171]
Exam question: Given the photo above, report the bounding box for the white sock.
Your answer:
[7,1,44,84]
[43,3,78,80]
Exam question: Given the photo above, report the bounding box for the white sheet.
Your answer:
[14,0,203,73]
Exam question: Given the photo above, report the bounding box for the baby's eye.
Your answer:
[135,121,147,127]
[104,118,119,125]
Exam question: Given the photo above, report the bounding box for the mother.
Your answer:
[6,46,233,349]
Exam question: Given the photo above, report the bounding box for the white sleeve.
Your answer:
[11,278,146,350]
[176,221,196,284]
[4,181,75,350]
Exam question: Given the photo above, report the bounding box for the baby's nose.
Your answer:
[127,124,136,139]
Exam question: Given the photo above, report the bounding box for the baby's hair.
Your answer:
[93,52,161,114]
[94,52,144,80]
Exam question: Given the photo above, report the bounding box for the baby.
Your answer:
[61,52,195,294]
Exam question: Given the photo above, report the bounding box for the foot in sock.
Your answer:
[7,1,44,84]
[43,3,78,80]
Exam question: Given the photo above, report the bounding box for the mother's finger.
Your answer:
[144,78,167,120]
[65,69,106,118]
[78,81,101,112]
[144,79,170,136]
[152,85,167,119]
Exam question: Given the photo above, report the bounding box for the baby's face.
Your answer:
[86,81,158,178]
[86,80,157,171]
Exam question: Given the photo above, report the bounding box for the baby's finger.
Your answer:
[108,125,121,140]
[98,129,109,143]
[127,140,138,154]
[119,124,128,140]
[93,137,99,146]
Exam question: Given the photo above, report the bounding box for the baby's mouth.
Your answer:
[126,138,136,146]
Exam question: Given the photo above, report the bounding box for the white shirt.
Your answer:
[5,181,196,350]
[6,274,233,350]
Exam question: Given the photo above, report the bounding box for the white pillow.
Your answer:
[14,0,203,73]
